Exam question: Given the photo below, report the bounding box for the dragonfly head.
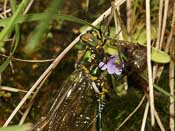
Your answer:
[80,30,103,47]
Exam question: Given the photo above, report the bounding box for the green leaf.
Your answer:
[103,44,118,55]
[0,123,32,131]
[151,47,170,63]
[136,43,170,63]
[132,25,156,44]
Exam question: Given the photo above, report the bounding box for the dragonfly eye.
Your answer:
[87,29,101,39]
[81,32,99,47]
[80,32,94,42]
[80,29,103,47]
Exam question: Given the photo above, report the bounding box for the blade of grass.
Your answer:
[0,0,29,73]
[0,0,21,73]
[0,13,98,30]
[0,0,29,44]
[141,75,175,100]
[141,102,149,131]
[23,0,64,54]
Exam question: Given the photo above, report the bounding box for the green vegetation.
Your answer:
[0,0,174,130]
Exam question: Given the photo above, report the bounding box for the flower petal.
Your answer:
[106,56,116,74]
[114,68,122,75]
[99,62,107,70]
[107,63,116,74]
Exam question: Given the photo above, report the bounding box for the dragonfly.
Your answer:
[32,11,148,129]
[32,29,123,131]
[32,31,147,131]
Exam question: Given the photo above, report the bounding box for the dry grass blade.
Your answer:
[152,0,164,81]
[146,0,155,126]
[169,41,174,131]
[154,109,166,131]
[0,8,11,19]
[112,1,123,40]
[19,74,49,125]
[3,0,8,18]
[159,0,169,49]
[155,0,163,48]
[169,4,175,129]
[0,86,29,93]
[126,0,133,33]
[3,0,126,127]
[141,102,149,131]
[153,0,170,83]
[23,0,34,14]
[116,95,146,130]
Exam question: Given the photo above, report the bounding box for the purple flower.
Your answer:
[99,55,124,75]
[99,62,107,70]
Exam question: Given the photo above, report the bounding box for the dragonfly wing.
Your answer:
[33,68,98,131]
